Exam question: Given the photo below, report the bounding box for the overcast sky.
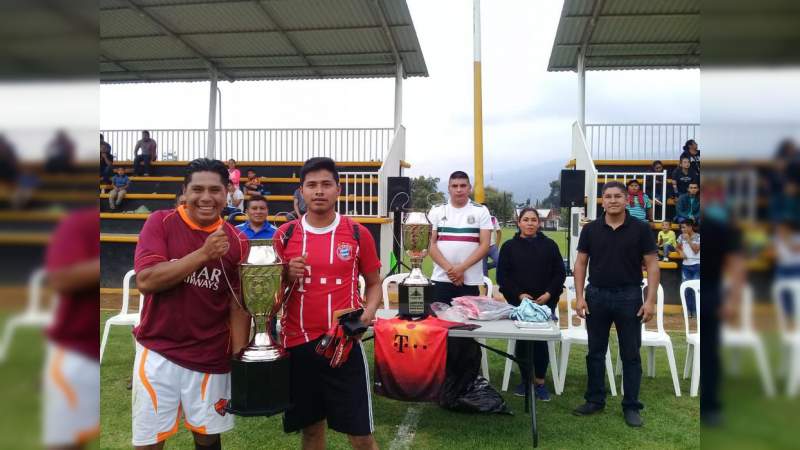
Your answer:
[97,0,700,187]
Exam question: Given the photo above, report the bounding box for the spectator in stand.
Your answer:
[133,130,157,176]
[767,139,798,222]
[100,136,114,183]
[223,181,244,218]
[650,160,666,206]
[482,205,502,276]
[44,130,75,173]
[657,221,677,262]
[291,186,307,220]
[675,182,700,224]
[0,133,19,185]
[677,219,700,318]
[227,159,241,187]
[235,195,277,240]
[625,179,652,222]
[243,169,265,195]
[671,156,700,197]
[680,139,700,173]
[108,166,130,210]
[775,219,800,316]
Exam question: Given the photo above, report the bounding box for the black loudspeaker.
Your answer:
[560,169,585,207]
[387,176,411,211]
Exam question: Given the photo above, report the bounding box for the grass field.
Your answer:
[98,310,702,449]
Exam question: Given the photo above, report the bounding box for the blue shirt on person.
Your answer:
[236,221,277,240]
[112,174,129,188]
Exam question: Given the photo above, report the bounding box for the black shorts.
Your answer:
[282,338,373,436]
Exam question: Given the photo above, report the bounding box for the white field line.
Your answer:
[389,405,423,450]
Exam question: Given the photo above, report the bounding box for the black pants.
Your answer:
[432,281,482,388]
[584,285,644,411]
[515,340,549,384]
[700,286,721,416]
[133,154,152,175]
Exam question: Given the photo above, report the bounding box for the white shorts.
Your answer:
[132,342,234,446]
[43,343,100,447]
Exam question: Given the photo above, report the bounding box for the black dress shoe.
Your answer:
[572,402,605,416]
[624,409,643,427]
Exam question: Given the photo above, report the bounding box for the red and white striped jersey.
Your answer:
[274,214,381,348]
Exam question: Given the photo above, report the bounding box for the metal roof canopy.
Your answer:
[100,0,428,83]
[547,0,699,72]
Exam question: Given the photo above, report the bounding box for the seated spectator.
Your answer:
[0,133,19,185]
[100,137,114,183]
[671,156,699,197]
[650,160,666,206]
[675,182,700,223]
[657,221,677,262]
[625,179,652,222]
[223,181,244,217]
[236,195,277,239]
[289,186,307,220]
[133,130,157,176]
[108,166,130,210]
[228,159,241,187]
[243,169,265,195]
[44,130,75,173]
[677,219,700,318]
[680,139,700,173]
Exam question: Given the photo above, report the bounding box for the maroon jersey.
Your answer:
[46,207,100,360]
[133,206,249,373]
[274,214,381,348]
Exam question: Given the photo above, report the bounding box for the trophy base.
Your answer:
[226,355,291,417]
[398,282,432,319]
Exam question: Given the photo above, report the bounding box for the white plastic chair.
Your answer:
[773,280,800,396]
[557,276,617,396]
[617,281,681,397]
[680,280,701,396]
[100,270,144,364]
[0,268,56,362]
[720,284,776,396]
[380,273,407,311]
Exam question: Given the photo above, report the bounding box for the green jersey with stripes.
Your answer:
[428,201,493,285]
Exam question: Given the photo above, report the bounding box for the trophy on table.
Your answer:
[226,239,291,416]
[398,212,433,318]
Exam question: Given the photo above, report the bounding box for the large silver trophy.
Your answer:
[226,239,291,416]
[399,212,433,317]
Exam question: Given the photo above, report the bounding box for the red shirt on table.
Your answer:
[133,206,249,373]
[274,214,381,348]
[46,207,100,360]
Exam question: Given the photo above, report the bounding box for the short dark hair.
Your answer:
[689,181,700,187]
[652,160,663,167]
[183,158,229,187]
[449,171,470,183]
[247,194,268,209]
[247,168,256,174]
[681,218,696,229]
[680,156,690,162]
[300,157,339,184]
[142,130,150,136]
[626,179,640,187]
[683,139,697,151]
[601,181,627,195]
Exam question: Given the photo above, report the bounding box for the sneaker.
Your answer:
[663,256,670,262]
[513,383,526,397]
[534,384,551,402]
[624,409,643,427]
[572,402,605,416]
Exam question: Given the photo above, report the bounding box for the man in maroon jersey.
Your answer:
[274,157,382,450]
[131,158,250,450]
[42,207,100,449]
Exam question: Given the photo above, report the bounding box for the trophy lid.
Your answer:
[404,211,430,225]
[246,240,280,265]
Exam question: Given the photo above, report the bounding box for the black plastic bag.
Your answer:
[438,337,511,414]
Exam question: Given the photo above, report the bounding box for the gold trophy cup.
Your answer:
[399,212,433,317]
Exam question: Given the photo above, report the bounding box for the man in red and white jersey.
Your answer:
[131,158,251,450]
[274,157,382,450]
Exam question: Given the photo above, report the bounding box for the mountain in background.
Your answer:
[483,159,565,204]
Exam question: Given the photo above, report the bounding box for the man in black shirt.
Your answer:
[572,181,660,427]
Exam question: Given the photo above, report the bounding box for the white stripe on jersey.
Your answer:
[329,227,336,265]
[327,293,332,328]
[299,293,308,343]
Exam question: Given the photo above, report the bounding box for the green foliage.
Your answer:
[483,185,515,223]
[409,175,445,210]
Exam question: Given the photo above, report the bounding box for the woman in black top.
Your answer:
[497,207,566,400]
